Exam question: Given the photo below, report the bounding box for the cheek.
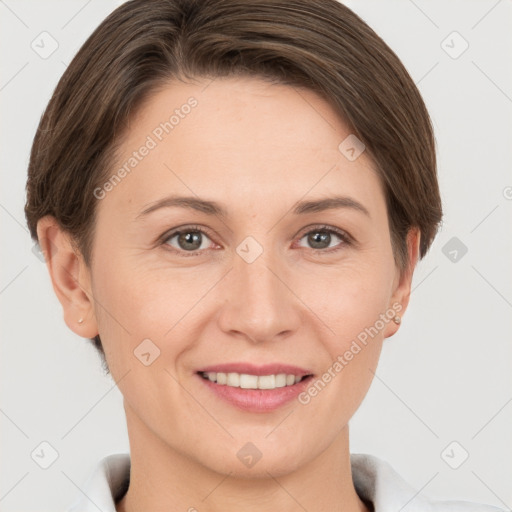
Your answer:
[90,254,210,369]
[90,259,200,418]
[292,258,392,414]
[298,255,394,344]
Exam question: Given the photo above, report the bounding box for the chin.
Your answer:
[215,456,304,480]
[184,436,306,480]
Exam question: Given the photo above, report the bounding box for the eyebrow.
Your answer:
[135,194,370,220]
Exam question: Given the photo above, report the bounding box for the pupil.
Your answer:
[179,231,201,250]
[309,231,330,249]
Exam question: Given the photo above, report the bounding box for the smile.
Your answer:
[196,363,314,413]
[200,371,306,390]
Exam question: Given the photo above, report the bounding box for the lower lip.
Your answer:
[197,374,314,413]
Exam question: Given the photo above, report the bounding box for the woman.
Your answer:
[24,0,505,510]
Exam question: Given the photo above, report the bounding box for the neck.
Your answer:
[116,403,370,512]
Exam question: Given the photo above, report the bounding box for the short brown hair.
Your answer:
[25,0,443,370]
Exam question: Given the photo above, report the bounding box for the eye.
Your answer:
[159,224,352,258]
[162,225,216,257]
[296,225,351,253]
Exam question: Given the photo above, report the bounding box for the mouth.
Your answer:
[199,371,311,389]
[195,363,314,412]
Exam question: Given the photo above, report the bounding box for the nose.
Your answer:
[216,245,302,344]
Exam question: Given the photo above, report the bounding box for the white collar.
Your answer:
[65,452,504,512]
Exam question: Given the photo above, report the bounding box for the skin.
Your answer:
[38,76,420,512]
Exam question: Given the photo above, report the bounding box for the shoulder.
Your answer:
[350,453,505,512]
[65,453,130,512]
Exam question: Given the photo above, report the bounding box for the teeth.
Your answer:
[240,374,259,389]
[275,374,287,388]
[258,375,275,389]
[202,372,306,390]
[227,372,240,387]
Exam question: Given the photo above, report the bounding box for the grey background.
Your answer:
[1,0,511,510]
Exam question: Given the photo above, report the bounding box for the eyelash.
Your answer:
[159,224,353,258]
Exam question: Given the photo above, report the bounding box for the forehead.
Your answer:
[98,76,385,221]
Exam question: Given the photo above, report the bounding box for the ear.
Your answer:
[383,227,421,339]
[36,215,98,338]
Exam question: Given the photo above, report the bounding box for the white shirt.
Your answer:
[65,452,505,511]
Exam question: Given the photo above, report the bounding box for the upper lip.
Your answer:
[197,363,313,377]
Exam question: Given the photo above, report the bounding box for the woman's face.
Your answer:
[75,76,416,476]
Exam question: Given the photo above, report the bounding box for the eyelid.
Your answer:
[294,223,353,252]
[295,223,353,242]
[158,224,214,241]
[159,223,354,257]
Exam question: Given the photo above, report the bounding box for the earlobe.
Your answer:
[383,227,421,339]
[36,216,98,338]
